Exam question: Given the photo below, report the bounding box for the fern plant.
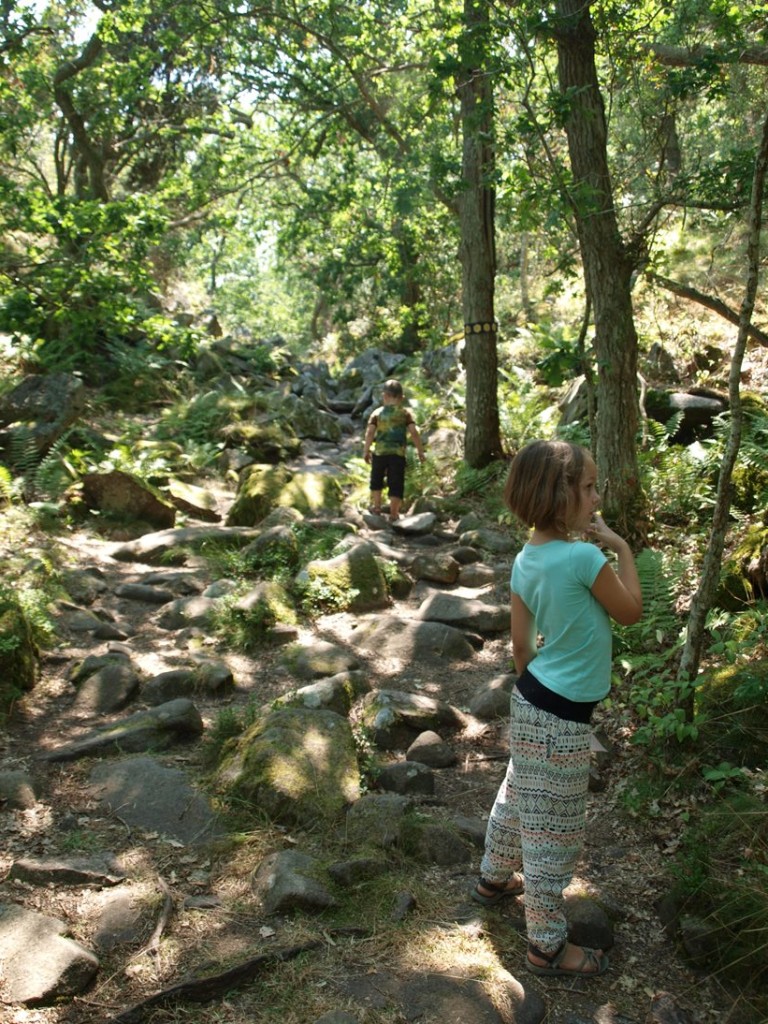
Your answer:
[31,430,78,500]
[612,548,691,745]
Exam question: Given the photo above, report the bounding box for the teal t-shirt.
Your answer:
[510,539,612,702]
[369,404,414,457]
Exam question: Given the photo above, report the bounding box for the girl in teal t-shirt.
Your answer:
[472,440,642,979]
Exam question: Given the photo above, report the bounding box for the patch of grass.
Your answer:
[669,792,768,1008]
[59,828,106,855]
[203,697,262,768]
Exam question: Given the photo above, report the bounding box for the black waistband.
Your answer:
[515,667,597,724]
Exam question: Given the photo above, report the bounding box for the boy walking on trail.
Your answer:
[363,379,425,521]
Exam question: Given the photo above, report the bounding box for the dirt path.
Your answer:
[0,500,743,1024]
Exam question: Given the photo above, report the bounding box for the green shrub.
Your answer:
[695,659,768,768]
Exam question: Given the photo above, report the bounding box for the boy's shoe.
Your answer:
[367,505,383,514]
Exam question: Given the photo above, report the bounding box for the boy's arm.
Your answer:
[407,422,426,463]
[363,420,376,463]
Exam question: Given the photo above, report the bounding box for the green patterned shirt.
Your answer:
[368,404,414,457]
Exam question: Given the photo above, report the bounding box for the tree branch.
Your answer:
[648,43,768,68]
[645,270,768,347]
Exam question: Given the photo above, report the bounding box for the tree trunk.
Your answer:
[457,0,503,468]
[395,224,423,355]
[553,0,645,539]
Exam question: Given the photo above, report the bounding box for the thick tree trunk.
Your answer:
[554,1,645,539]
[457,0,503,467]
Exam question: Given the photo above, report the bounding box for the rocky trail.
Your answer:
[0,434,748,1024]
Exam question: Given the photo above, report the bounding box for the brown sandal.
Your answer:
[526,941,608,977]
[471,875,524,906]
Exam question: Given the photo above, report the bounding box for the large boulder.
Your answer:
[80,471,176,529]
[222,420,302,464]
[0,372,85,464]
[214,706,361,827]
[277,394,342,442]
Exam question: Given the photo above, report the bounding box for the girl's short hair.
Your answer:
[503,440,590,534]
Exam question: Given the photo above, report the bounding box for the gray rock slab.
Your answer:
[468,673,515,720]
[68,652,131,686]
[338,971,545,1024]
[377,761,435,796]
[39,698,204,762]
[405,730,457,768]
[327,857,388,887]
[115,582,176,604]
[9,854,126,887]
[53,604,104,633]
[61,567,108,605]
[284,640,360,680]
[450,545,482,564]
[275,670,370,715]
[457,563,497,587]
[0,903,99,1005]
[88,756,223,845]
[87,882,158,951]
[252,849,337,915]
[361,690,468,751]
[72,661,141,715]
[417,592,509,634]
[156,595,219,630]
[344,793,413,850]
[350,618,475,664]
[110,525,263,563]
[409,821,472,866]
[391,512,437,535]
[410,551,460,584]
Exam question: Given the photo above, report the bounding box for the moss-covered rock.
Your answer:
[230,580,297,641]
[226,464,293,526]
[300,541,391,613]
[718,524,768,609]
[80,471,176,529]
[227,465,344,527]
[695,659,768,766]
[222,421,302,464]
[283,471,344,516]
[0,597,38,714]
[214,707,361,827]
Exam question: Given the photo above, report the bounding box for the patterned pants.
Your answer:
[479,688,592,954]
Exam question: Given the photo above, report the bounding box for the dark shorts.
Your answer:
[370,453,406,498]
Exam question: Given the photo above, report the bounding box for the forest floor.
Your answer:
[1,485,757,1024]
